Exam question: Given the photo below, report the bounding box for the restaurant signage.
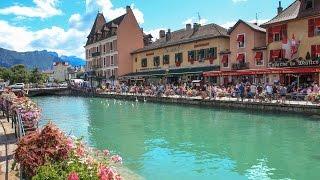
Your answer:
[268,60,319,68]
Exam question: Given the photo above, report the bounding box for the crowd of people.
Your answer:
[89,81,320,104]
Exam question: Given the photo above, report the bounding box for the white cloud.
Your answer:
[0,0,146,59]
[85,0,144,24]
[0,0,62,19]
[183,17,208,25]
[0,20,88,58]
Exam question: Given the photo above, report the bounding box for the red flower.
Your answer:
[103,149,110,156]
[111,155,122,164]
[68,172,79,180]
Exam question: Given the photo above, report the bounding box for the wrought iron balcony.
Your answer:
[231,62,250,70]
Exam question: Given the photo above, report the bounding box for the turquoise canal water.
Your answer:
[33,96,320,180]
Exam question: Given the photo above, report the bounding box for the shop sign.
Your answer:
[269,60,320,68]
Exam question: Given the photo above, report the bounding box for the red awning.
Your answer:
[273,26,282,33]
[316,18,320,27]
[237,35,244,42]
[221,55,228,63]
[255,52,263,61]
[237,53,245,61]
[271,50,281,58]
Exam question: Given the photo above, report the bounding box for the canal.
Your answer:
[33,96,320,180]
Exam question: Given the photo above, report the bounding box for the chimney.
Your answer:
[159,30,165,38]
[186,24,192,30]
[166,29,171,41]
[126,5,131,13]
[277,1,283,15]
[193,23,200,32]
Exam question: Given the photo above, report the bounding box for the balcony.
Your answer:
[92,52,101,57]
[231,62,250,70]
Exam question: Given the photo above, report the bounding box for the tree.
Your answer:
[10,64,30,84]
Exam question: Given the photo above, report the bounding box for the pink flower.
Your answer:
[98,165,115,180]
[103,149,110,156]
[111,155,122,164]
[66,138,74,149]
[68,172,79,180]
[115,174,122,180]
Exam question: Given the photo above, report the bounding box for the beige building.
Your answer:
[53,62,69,82]
[84,6,144,86]
[127,23,229,83]
[262,0,320,85]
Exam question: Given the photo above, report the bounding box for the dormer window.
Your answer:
[305,0,314,10]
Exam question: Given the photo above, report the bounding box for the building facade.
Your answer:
[263,0,320,85]
[205,0,320,86]
[84,6,144,86]
[127,23,230,84]
[53,62,69,82]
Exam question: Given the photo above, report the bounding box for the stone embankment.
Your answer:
[69,89,320,116]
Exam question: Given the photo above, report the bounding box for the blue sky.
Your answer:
[0,0,294,58]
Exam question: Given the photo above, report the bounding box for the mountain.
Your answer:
[60,56,86,67]
[0,47,85,70]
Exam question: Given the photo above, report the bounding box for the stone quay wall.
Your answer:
[69,89,320,116]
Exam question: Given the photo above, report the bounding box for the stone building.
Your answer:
[84,6,144,86]
[126,23,230,84]
[53,62,69,82]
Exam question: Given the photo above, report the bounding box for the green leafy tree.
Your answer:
[10,64,31,84]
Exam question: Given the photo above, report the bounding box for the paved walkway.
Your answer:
[0,116,19,180]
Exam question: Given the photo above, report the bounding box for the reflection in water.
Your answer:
[35,96,320,180]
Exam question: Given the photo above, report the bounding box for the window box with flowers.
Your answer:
[175,53,183,67]
[206,48,217,64]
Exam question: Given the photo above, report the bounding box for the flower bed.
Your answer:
[15,123,123,180]
[0,90,124,179]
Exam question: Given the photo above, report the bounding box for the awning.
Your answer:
[122,70,166,78]
[168,66,219,75]
[255,52,263,61]
[237,34,244,42]
[203,67,320,77]
[272,26,282,33]
[221,55,228,63]
[237,53,245,61]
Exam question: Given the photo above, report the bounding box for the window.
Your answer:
[188,51,196,62]
[236,53,245,64]
[274,33,281,42]
[308,18,320,37]
[237,34,245,48]
[153,56,160,66]
[311,45,320,58]
[163,55,170,65]
[175,53,183,66]
[110,42,113,51]
[255,52,264,66]
[270,49,285,62]
[207,48,216,59]
[197,49,206,62]
[141,58,147,67]
[221,55,229,68]
[110,56,114,66]
[103,58,106,67]
[305,0,314,10]
[96,47,99,52]
[103,45,106,53]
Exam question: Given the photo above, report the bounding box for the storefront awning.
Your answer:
[204,67,320,77]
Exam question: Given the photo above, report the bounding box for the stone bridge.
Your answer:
[0,87,71,97]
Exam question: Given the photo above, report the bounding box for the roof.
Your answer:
[229,20,266,34]
[263,0,320,26]
[262,0,301,26]
[86,13,126,45]
[132,23,228,54]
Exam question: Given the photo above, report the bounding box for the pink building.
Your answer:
[84,6,144,86]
